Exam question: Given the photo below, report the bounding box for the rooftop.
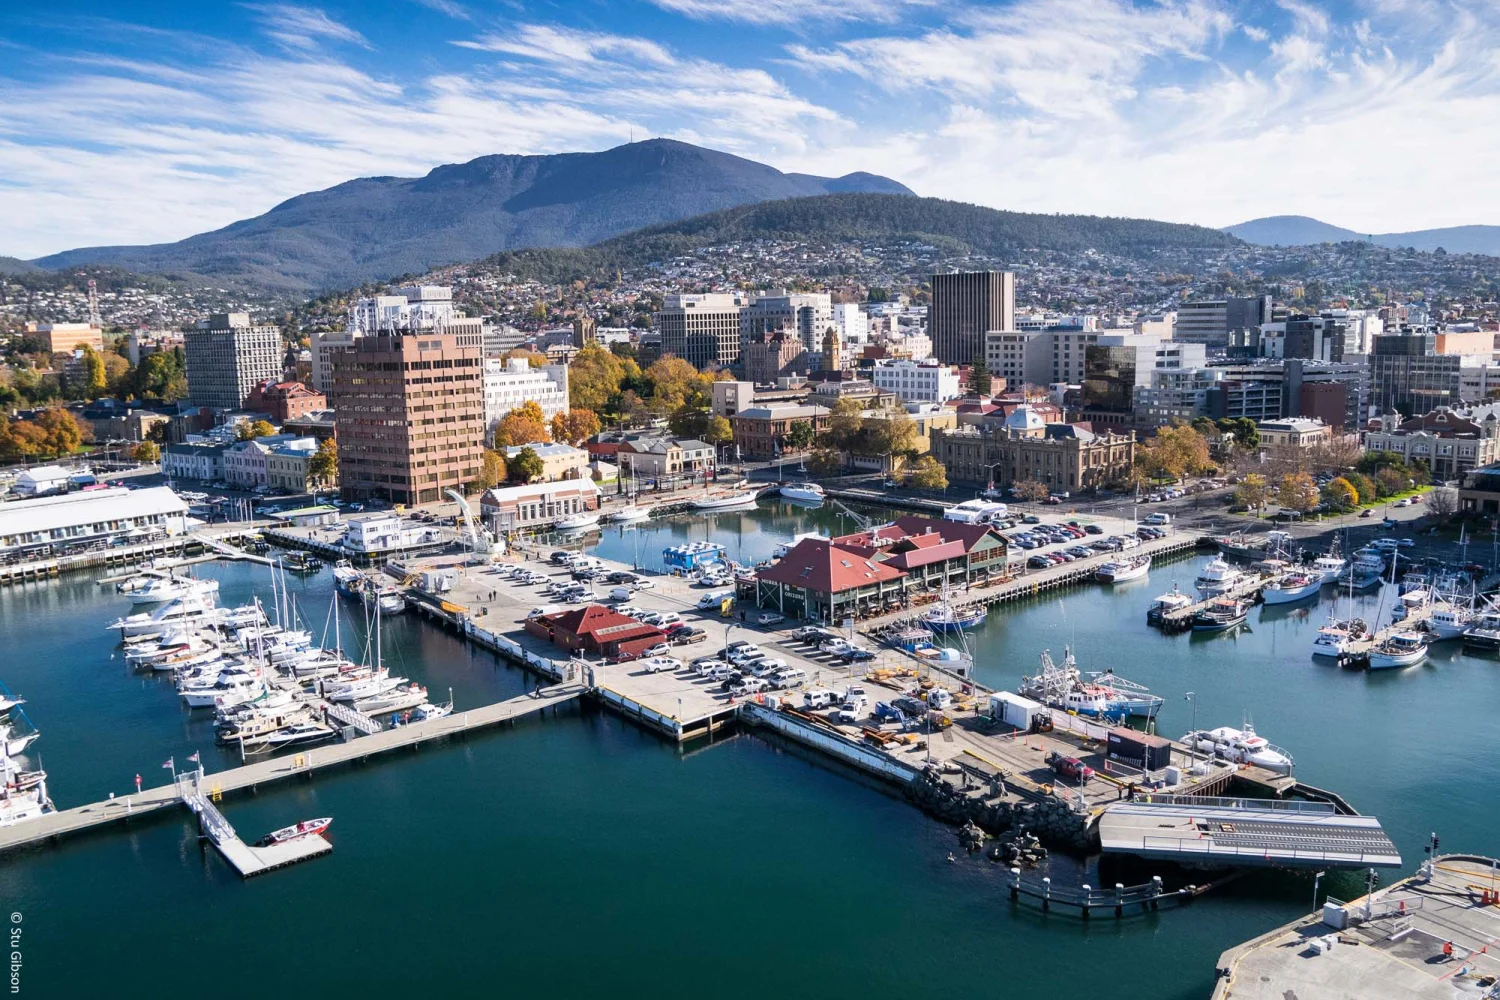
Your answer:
[756,538,906,593]
[0,486,187,536]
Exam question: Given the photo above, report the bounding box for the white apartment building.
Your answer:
[310,328,357,394]
[984,328,1104,388]
[482,357,570,431]
[741,291,833,353]
[871,359,961,403]
[833,303,868,347]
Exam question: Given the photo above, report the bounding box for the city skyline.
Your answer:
[4,1,1500,258]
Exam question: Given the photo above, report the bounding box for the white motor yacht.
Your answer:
[779,483,826,504]
[0,783,52,827]
[127,576,219,606]
[1182,723,1294,774]
[1096,554,1151,584]
[554,511,602,531]
[108,595,220,638]
[1,724,40,758]
[1147,584,1194,624]
[1311,550,1348,585]
[1194,557,1243,598]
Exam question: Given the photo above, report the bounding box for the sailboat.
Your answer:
[921,578,986,632]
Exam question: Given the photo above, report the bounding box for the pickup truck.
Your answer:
[1045,751,1095,783]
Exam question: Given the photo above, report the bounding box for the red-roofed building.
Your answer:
[245,379,327,423]
[524,604,665,661]
[891,515,1010,581]
[752,538,908,621]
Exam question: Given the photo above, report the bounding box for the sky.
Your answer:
[3,0,1499,258]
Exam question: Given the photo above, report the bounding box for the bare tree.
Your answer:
[1426,487,1458,521]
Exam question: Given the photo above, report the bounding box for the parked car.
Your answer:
[840,648,876,663]
[1084,524,1103,535]
[1360,509,1374,517]
[670,630,707,646]
[753,611,786,626]
[642,643,672,657]
[1045,752,1094,783]
[640,656,679,674]
[1022,515,1042,524]
[727,677,769,697]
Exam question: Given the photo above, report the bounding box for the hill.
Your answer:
[1227,215,1500,255]
[473,193,1244,283]
[0,256,42,276]
[29,140,911,294]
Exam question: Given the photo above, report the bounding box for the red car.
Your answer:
[1046,752,1095,783]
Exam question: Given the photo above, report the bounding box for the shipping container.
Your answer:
[1106,727,1172,771]
[989,691,1045,731]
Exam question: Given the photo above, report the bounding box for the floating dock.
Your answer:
[182,779,330,878]
[1098,795,1402,869]
[1212,854,1500,1000]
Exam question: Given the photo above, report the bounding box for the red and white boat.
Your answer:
[254,817,332,847]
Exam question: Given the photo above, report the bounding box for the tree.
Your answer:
[785,421,817,451]
[865,411,918,460]
[1358,450,1407,475]
[667,404,710,440]
[1234,473,1269,512]
[1012,479,1050,502]
[909,455,948,490]
[1323,476,1358,512]
[702,414,733,447]
[806,448,843,476]
[1276,471,1319,514]
[79,346,107,399]
[966,355,990,397]
[644,356,708,412]
[1311,436,1363,473]
[1138,422,1213,483]
[134,349,187,402]
[102,353,132,398]
[1217,417,1259,450]
[472,449,506,492]
[307,438,338,487]
[494,400,549,448]
[1345,471,1376,506]
[508,446,545,483]
[1375,466,1409,498]
[132,440,161,464]
[237,419,276,441]
[1426,486,1458,521]
[551,408,602,446]
[824,397,865,451]
[568,344,626,412]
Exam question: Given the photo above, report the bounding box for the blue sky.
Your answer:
[3,0,1498,257]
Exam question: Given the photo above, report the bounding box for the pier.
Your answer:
[1155,573,1272,633]
[180,775,331,878]
[0,683,584,858]
[1338,603,1436,667]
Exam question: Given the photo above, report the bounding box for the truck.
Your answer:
[1045,751,1095,783]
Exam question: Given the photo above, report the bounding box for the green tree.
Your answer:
[508,446,545,484]
[909,455,948,490]
[785,421,817,451]
[806,448,843,476]
[1234,473,1270,512]
[133,440,161,464]
[80,345,107,399]
[702,414,733,447]
[307,438,338,487]
[1375,466,1409,497]
[966,355,990,397]
[1345,471,1376,506]
[824,397,864,450]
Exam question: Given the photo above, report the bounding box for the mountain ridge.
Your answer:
[28,139,913,294]
[1226,214,1500,255]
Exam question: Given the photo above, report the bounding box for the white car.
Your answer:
[632,579,656,590]
[754,611,786,626]
[692,655,727,673]
[640,656,680,674]
[643,642,672,657]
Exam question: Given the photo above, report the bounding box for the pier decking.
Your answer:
[1155,574,1272,633]
[0,684,584,857]
[181,778,331,878]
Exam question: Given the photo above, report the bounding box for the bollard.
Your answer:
[1151,875,1163,910]
[1009,867,1021,900]
[1042,876,1051,912]
[1115,882,1125,918]
[1081,884,1091,920]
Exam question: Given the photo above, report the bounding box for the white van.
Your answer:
[608,586,633,602]
[527,604,562,618]
[803,688,838,710]
[926,688,953,710]
[1142,512,1171,526]
[771,667,807,689]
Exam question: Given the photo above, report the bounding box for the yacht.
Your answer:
[779,483,826,504]
[0,783,53,827]
[554,511,602,531]
[361,586,406,617]
[253,817,332,847]
[607,504,651,524]
[1194,557,1243,598]
[1261,572,1322,605]
[406,701,454,723]
[0,724,40,758]
[1182,723,1294,774]
[127,575,219,606]
[692,489,760,511]
[943,498,1008,523]
[240,721,336,754]
[1366,631,1427,670]
[1095,554,1151,584]
[0,694,24,714]
[1463,611,1500,652]
[179,669,265,709]
[108,594,220,638]
[323,670,407,704]
[1191,598,1249,632]
[1146,584,1194,624]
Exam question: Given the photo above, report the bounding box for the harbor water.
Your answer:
[4,500,1497,999]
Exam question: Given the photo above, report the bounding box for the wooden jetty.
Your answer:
[0,683,585,857]
[1337,604,1435,667]
[1156,573,1271,633]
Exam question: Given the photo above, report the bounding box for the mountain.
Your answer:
[0,256,42,276]
[1227,215,1500,255]
[474,192,1243,283]
[29,140,912,293]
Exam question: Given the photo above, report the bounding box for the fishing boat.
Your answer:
[1349,549,1386,590]
[779,483,826,504]
[1462,611,1500,652]
[1310,545,1348,585]
[332,561,363,597]
[281,551,323,573]
[1084,669,1165,717]
[1191,598,1249,632]
[691,489,759,511]
[1018,650,1161,719]
[1095,554,1151,583]
[922,601,986,632]
[1146,584,1193,624]
[1182,723,1294,774]
[253,817,332,847]
[1261,572,1322,605]
[1310,617,1367,658]
[1366,630,1427,669]
[554,511,602,531]
[1194,556,1243,598]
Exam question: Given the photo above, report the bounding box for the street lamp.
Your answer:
[1184,692,1197,767]
[1313,870,1326,914]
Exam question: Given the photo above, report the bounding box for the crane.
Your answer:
[829,496,878,532]
[445,489,502,561]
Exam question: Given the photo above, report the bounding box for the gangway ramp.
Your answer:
[1098,795,1402,869]
[179,775,330,878]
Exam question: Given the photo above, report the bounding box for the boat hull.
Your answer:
[1261,581,1322,605]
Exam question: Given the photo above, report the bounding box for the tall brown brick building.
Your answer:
[328,332,484,505]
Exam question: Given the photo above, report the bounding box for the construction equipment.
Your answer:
[445,489,502,561]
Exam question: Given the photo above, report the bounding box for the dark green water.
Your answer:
[2,503,1492,998]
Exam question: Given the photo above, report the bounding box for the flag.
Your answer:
[187,752,199,764]
[162,757,174,770]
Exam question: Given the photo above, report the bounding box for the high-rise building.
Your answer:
[930,271,1014,364]
[184,313,282,410]
[1370,329,1471,415]
[1175,296,1272,350]
[482,357,569,433]
[740,292,833,356]
[328,332,485,505]
[656,293,743,369]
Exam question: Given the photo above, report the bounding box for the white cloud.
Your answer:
[244,4,372,51]
[649,0,926,25]
[411,0,469,19]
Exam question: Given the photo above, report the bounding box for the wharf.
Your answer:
[1211,855,1500,1000]
[0,526,266,587]
[1156,574,1272,633]
[181,777,331,878]
[0,684,583,857]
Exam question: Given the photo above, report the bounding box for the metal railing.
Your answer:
[1139,835,1393,865]
[1134,793,1335,814]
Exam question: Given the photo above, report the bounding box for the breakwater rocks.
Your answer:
[906,767,1098,855]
